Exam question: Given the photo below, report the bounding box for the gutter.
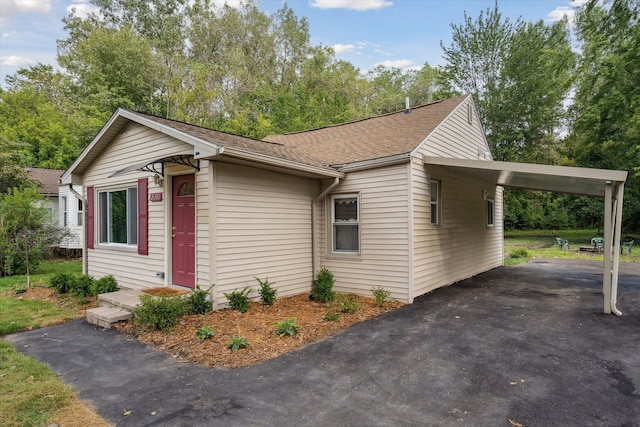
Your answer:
[311,177,341,282]
[336,153,411,173]
[69,184,88,275]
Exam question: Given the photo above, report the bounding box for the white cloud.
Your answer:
[333,43,356,54]
[66,1,101,19]
[374,48,390,56]
[0,0,52,28]
[311,0,393,11]
[547,6,575,22]
[210,0,246,8]
[374,59,415,69]
[1,54,36,67]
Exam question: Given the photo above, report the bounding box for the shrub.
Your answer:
[224,287,251,313]
[228,336,249,352]
[91,275,118,297]
[273,318,299,336]
[49,272,74,294]
[133,294,187,331]
[69,274,94,298]
[323,311,340,322]
[312,267,335,303]
[256,277,277,305]
[371,286,391,307]
[187,285,213,314]
[337,294,361,314]
[510,248,530,259]
[195,325,214,340]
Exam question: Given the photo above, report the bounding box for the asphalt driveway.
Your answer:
[5,259,640,426]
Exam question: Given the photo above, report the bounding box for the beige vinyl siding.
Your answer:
[319,164,411,302]
[58,185,84,249]
[213,162,315,306]
[411,97,503,300]
[83,123,194,290]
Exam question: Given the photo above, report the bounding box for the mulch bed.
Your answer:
[114,293,403,368]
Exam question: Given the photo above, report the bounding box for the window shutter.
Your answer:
[86,186,94,249]
[137,178,149,255]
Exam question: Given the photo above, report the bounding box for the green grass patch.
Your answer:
[0,341,82,427]
[0,298,79,335]
[504,229,639,263]
[0,259,82,292]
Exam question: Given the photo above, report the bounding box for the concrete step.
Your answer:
[98,289,144,311]
[87,306,133,329]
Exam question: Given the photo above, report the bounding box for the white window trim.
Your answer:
[430,179,441,226]
[77,198,84,227]
[331,193,360,254]
[487,198,495,228]
[98,186,138,246]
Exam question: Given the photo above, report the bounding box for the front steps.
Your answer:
[86,289,143,329]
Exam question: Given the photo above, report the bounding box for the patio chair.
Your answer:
[556,237,569,250]
[591,237,604,253]
[621,239,634,255]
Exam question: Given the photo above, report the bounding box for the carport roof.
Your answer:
[423,156,628,197]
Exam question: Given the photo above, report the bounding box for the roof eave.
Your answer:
[336,153,412,173]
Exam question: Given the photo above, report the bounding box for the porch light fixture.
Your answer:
[154,173,163,187]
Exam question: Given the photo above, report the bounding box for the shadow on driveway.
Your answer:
[5,259,640,426]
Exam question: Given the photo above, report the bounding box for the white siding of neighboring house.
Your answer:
[410,96,504,301]
[212,162,316,308]
[318,163,411,303]
[82,122,195,289]
[58,184,84,249]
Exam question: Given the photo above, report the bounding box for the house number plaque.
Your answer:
[149,193,163,202]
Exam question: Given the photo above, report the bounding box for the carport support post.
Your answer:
[602,181,624,315]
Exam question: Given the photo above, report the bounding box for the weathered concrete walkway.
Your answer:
[5,259,640,426]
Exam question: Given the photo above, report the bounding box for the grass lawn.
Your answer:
[0,258,111,426]
[504,229,639,265]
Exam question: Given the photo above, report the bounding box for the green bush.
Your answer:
[49,272,74,294]
[91,275,118,296]
[256,277,277,305]
[510,248,530,259]
[273,318,299,336]
[69,274,94,298]
[224,287,251,313]
[133,294,187,331]
[312,267,335,303]
[187,285,213,315]
[337,294,361,314]
[195,325,214,340]
[323,311,340,322]
[228,336,249,352]
[371,286,391,307]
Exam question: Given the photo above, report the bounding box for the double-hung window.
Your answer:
[487,198,495,228]
[332,194,359,253]
[62,196,68,227]
[98,187,138,245]
[430,179,441,225]
[77,199,84,226]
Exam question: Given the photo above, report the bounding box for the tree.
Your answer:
[571,0,640,231]
[0,188,68,285]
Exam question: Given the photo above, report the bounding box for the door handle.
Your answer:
[171,234,176,239]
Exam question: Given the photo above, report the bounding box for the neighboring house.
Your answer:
[60,95,628,313]
[25,168,64,225]
[58,184,84,250]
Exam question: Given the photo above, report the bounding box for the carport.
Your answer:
[424,156,628,315]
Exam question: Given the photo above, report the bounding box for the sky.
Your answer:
[0,0,586,88]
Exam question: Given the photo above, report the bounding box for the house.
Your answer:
[60,95,628,314]
[25,168,64,225]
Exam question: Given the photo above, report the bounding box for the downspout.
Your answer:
[69,184,88,275]
[311,177,341,282]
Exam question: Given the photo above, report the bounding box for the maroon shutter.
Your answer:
[138,178,149,255]
[86,186,94,249]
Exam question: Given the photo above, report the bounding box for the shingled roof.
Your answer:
[25,168,64,196]
[134,112,330,169]
[263,95,468,166]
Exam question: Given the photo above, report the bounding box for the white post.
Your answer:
[603,182,613,314]
[610,182,625,316]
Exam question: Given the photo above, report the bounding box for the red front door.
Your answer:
[172,174,196,288]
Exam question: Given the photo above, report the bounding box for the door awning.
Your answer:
[423,155,628,316]
[108,155,200,178]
